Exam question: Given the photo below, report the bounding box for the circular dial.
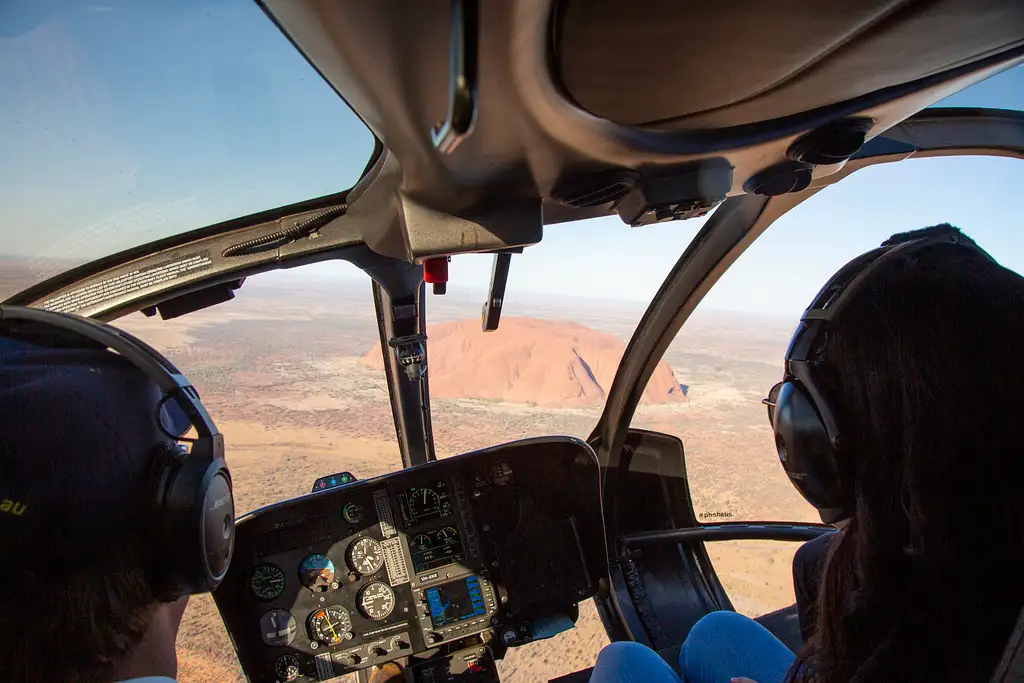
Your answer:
[308,606,352,646]
[342,502,364,524]
[298,554,335,591]
[412,533,432,549]
[358,581,396,620]
[250,563,285,601]
[346,537,384,575]
[407,487,440,518]
[259,609,297,647]
[274,653,300,681]
[437,526,459,543]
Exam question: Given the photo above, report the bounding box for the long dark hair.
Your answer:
[790,229,1024,682]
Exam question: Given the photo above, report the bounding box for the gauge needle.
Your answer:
[325,614,338,640]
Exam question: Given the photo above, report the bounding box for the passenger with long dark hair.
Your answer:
[589,224,1024,683]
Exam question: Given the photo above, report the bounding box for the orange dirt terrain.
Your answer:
[7,266,816,682]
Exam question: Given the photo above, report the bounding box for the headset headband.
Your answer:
[801,229,996,326]
[0,305,222,458]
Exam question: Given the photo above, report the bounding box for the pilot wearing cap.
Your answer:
[0,334,195,683]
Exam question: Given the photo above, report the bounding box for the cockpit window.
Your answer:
[0,0,374,299]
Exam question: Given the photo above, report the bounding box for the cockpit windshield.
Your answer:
[0,0,375,298]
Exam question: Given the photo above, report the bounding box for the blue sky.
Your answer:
[2,0,1022,318]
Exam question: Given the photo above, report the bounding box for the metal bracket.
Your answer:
[388,333,428,381]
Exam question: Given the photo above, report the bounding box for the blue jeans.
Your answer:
[589,611,797,683]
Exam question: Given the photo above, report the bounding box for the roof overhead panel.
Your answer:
[556,0,1024,129]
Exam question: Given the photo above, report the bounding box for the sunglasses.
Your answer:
[762,381,783,426]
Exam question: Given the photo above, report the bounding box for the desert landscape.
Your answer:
[3,263,819,682]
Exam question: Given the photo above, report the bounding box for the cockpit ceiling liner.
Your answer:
[554,0,1024,129]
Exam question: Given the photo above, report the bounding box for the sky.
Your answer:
[1,0,1022,319]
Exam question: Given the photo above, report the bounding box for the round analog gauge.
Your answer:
[259,609,298,647]
[250,563,285,601]
[437,526,459,543]
[411,533,432,549]
[346,537,384,575]
[274,653,300,681]
[358,581,396,620]
[342,502,364,524]
[407,487,440,517]
[298,554,335,591]
[308,606,352,646]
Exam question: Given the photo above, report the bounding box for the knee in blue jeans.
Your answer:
[590,641,681,683]
[685,610,760,648]
[679,611,796,683]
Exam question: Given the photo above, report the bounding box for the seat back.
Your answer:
[991,604,1024,681]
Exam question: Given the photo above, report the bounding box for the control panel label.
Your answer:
[361,622,409,638]
[41,250,213,314]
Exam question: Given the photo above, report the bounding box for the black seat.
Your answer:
[991,604,1024,682]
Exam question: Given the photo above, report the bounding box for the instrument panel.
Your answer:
[213,436,604,683]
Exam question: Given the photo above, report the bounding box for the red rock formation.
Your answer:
[362,317,686,408]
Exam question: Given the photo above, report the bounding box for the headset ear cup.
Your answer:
[773,382,848,520]
[149,442,187,598]
[154,451,234,600]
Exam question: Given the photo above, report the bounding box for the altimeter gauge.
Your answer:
[358,581,396,620]
[346,537,384,575]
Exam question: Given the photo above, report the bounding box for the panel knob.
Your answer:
[335,652,360,667]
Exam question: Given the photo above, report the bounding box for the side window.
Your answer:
[630,155,1024,616]
[117,264,400,683]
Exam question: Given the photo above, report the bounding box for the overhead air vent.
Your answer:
[743,161,815,197]
[787,118,875,165]
[551,169,639,208]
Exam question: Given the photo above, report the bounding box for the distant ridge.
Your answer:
[0,256,81,301]
[362,317,686,408]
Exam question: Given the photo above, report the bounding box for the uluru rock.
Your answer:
[362,317,686,408]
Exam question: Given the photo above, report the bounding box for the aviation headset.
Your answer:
[766,226,996,524]
[0,304,235,599]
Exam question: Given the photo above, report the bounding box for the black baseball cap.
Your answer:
[0,333,190,571]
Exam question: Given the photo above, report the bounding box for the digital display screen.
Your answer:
[409,525,466,573]
[398,481,453,527]
[425,576,487,628]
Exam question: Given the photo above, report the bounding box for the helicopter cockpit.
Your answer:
[2,1,1023,682]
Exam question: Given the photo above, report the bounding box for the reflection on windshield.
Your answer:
[0,0,374,298]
